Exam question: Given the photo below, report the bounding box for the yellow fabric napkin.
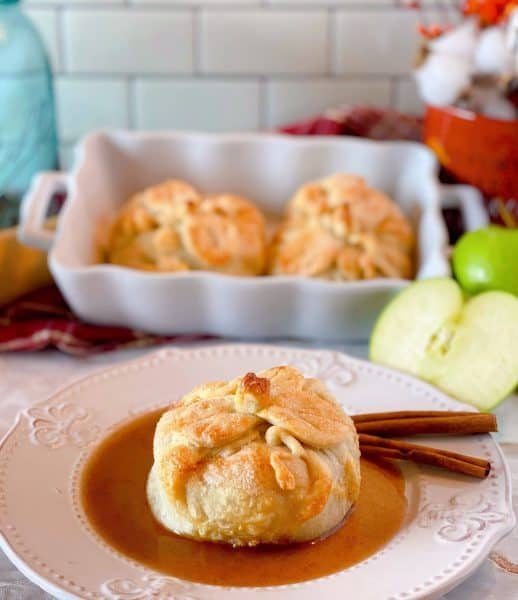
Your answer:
[0,227,53,307]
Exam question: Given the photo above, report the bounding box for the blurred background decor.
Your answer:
[413,0,518,226]
[0,0,56,304]
[0,0,516,355]
[15,0,426,171]
[0,0,513,228]
[0,0,57,227]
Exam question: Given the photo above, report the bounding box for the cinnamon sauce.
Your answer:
[80,410,407,587]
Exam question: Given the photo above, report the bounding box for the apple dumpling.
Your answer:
[147,366,361,546]
[268,174,415,280]
[106,179,267,276]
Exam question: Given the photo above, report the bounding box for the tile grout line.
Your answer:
[389,75,399,110]
[193,6,200,75]
[127,77,136,130]
[328,7,336,77]
[48,73,397,81]
[25,3,399,10]
[259,76,268,130]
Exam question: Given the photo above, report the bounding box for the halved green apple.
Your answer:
[369,278,518,411]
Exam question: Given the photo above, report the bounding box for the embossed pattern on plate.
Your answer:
[0,345,514,600]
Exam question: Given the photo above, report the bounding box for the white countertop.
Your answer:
[0,342,516,599]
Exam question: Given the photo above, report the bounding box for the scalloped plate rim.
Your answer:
[0,344,514,600]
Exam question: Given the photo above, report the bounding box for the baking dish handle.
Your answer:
[18,171,68,251]
[439,184,489,232]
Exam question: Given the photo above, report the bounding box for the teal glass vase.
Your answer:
[0,0,58,227]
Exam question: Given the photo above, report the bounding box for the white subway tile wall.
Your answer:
[56,78,129,141]
[63,10,194,73]
[200,10,328,74]
[23,1,425,169]
[334,10,418,75]
[135,79,261,131]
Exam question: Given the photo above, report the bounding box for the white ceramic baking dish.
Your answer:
[18,131,483,341]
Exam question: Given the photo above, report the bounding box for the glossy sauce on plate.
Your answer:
[81,410,407,586]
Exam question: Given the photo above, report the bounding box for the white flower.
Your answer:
[415,20,478,106]
[474,26,513,75]
[415,53,472,106]
[429,19,478,59]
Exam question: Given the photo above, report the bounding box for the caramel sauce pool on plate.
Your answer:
[81,410,407,587]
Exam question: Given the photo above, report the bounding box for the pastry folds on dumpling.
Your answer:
[147,366,361,546]
[106,179,267,275]
[268,174,414,280]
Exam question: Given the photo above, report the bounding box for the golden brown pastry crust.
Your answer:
[147,366,360,546]
[106,180,267,275]
[268,174,415,280]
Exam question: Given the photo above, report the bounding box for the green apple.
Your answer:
[369,278,518,411]
[452,226,518,296]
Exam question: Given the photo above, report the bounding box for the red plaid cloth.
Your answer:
[280,106,422,141]
[0,106,423,355]
[0,286,214,356]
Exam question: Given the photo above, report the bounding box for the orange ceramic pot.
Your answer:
[424,105,518,225]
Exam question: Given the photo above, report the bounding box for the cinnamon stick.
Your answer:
[353,413,497,437]
[359,433,491,479]
[352,410,476,424]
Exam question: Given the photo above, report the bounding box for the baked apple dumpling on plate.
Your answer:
[147,365,361,546]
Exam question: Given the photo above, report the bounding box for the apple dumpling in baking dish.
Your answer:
[105,179,267,276]
[103,173,414,282]
[147,366,361,546]
[268,174,415,280]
